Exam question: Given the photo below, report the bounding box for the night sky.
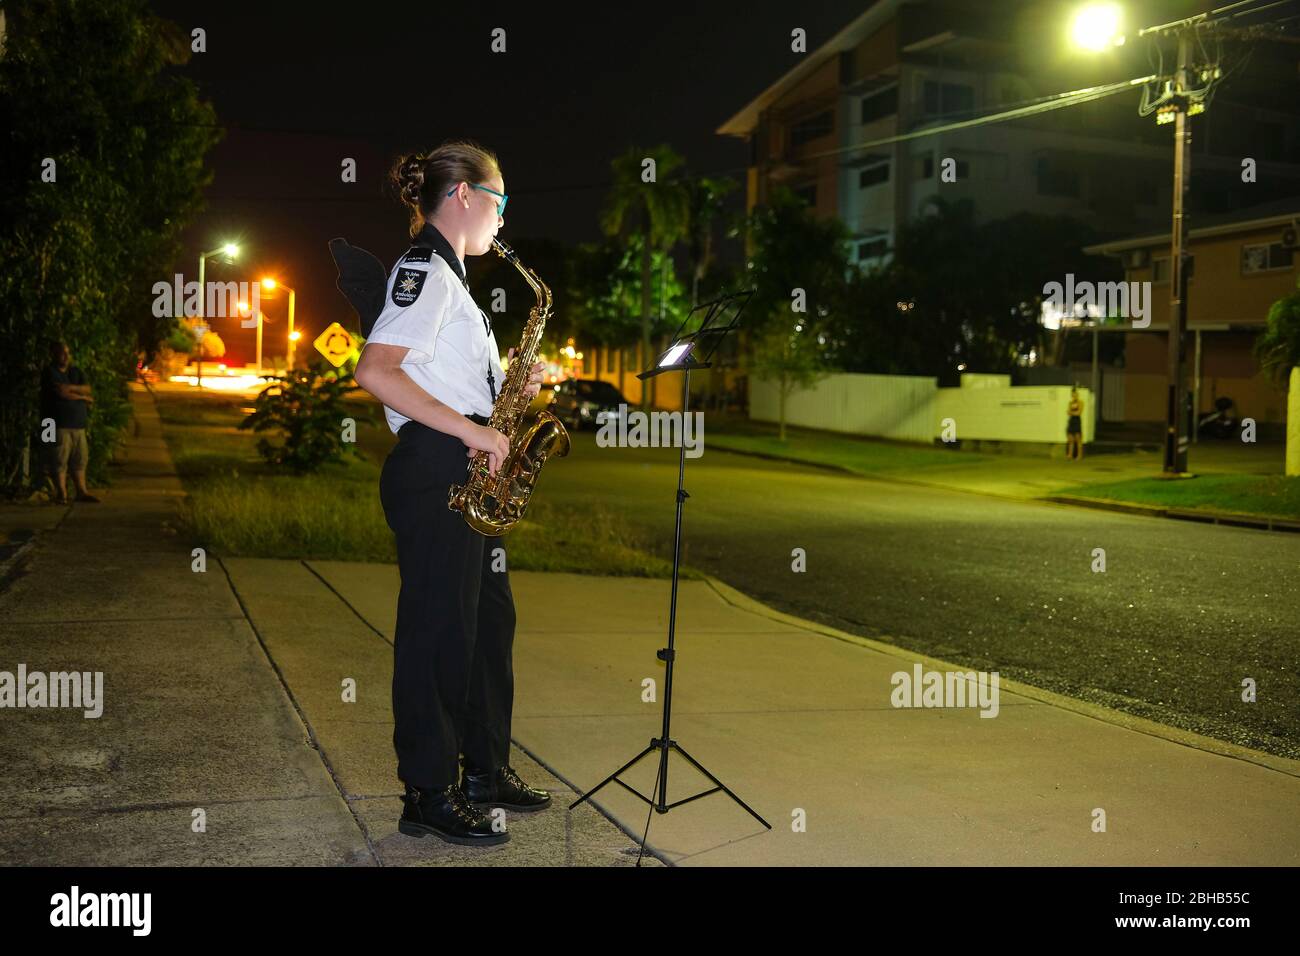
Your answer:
[148,0,870,361]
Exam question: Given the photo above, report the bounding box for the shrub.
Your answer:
[238,358,375,474]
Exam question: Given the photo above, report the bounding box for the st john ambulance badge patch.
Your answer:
[391,267,427,306]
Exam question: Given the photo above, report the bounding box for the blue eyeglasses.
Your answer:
[447,182,508,216]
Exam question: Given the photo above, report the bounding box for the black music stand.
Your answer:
[569,289,769,853]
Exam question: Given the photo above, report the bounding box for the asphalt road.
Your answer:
[533,427,1300,761]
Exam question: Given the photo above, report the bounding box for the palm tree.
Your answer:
[1256,277,1300,388]
[683,175,738,308]
[599,145,690,407]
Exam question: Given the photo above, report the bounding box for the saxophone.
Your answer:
[448,237,571,536]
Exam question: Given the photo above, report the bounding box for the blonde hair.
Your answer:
[391,139,502,237]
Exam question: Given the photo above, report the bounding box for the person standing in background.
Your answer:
[39,341,99,504]
[1066,386,1084,461]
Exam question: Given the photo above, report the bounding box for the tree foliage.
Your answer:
[568,232,688,351]
[741,186,849,434]
[0,0,220,491]
[825,197,1114,379]
[1255,276,1300,388]
[743,184,853,351]
[599,145,692,405]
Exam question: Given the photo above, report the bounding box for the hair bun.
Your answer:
[397,153,426,206]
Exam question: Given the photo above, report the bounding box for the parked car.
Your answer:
[550,378,629,430]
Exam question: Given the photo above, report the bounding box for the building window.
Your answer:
[1242,242,1294,274]
[792,183,817,207]
[922,81,974,116]
[605,346,615,372]
[1036,158,1080,197]
[859,163,890,188]
[860,85,898,124]
[790,109,833,147]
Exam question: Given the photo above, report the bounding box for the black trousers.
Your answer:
[379,416,516,790]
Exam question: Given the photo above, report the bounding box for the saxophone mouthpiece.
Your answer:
[491,237,515,261]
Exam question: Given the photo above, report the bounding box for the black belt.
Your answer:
[398,413,489,440]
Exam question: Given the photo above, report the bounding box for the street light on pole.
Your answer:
[1134,12,1211,475]
[197,242,239,389]
[1071,3,1203,474]
[236,300,264,374]
[1070,3,1125,51]
[260,277,297,372]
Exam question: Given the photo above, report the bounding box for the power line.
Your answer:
[1224,0,1297,20]
[798,75,1161,163]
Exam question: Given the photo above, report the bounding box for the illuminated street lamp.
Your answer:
[260,277,297,370]
[236,300,265,373]
[1072,5,1202,472]
[196,242,240,388]
[1070,3,1125,51]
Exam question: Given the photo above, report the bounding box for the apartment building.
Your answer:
[717,0,1300,267]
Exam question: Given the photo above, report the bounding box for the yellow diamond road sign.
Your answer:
[314,322,357,367]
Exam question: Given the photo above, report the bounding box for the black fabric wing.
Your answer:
[328,237,389,337]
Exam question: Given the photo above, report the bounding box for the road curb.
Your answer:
[708,438,1300,535]
[705,441,1033,504]
[698,572,1300,779]
[1043,494,1300,533]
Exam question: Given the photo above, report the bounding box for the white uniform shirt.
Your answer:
[365,245,503,434]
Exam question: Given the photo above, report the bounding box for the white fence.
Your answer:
[746,372,936,443]
[749,372,1095,444]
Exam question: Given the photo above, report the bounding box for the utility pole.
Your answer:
[197,251,206,390]
[1164,29,1192,474]
[1137,1,1291,472]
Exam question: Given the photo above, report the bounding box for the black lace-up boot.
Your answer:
[461,764,552,812]
[398,782,510,845]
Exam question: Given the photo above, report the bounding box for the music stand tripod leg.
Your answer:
[670,742,771,829]
[568,739,659,810]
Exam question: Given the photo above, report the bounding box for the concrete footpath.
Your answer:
[2,383,1298,865]
[0,384,656,866]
